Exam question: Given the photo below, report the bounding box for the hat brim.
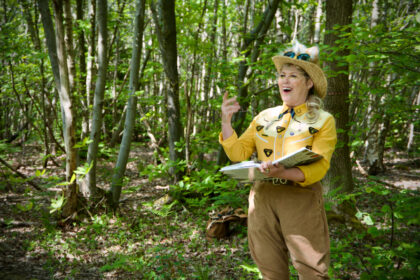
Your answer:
[272,56,327,99]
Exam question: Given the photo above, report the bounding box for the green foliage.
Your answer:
[240,263,262,279]
[49,194,65,214]
[170,167,249,210]
[143,200,178,218]
[16,201,34,212]
[320,3,420,155]
[328,181,420,279]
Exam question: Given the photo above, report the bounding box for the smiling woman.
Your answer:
[219,40,337,279]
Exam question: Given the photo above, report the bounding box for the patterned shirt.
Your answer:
[219,102,337,186]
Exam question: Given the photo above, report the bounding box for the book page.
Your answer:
[220,147,322,181]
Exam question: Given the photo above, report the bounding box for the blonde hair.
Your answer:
[306,94,323,121]
[280,63,323,121]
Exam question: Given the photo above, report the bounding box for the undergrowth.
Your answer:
[1,147,419,279]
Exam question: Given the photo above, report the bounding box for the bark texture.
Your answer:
[322,0,354,194]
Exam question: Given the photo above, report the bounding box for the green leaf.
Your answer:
[35,169,46,177]
[73,137,93,148]
[50,195,65,214]
[363,214,374,225]
[74,162,93,177]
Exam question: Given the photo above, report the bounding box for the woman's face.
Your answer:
[277,64,313,107]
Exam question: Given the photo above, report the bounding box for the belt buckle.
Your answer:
[272,178,288,185]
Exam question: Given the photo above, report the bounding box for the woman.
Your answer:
[219,42,337,279]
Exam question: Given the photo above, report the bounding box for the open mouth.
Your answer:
[283,87,292,93]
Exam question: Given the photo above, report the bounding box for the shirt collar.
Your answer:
[281,103,308,117]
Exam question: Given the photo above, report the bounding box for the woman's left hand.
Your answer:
[258,161,286,178]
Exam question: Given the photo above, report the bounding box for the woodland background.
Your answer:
[0,0,419,279]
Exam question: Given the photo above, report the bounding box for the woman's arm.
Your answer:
[258,162,305,182]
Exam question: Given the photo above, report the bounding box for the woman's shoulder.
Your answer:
[310,109,335,127]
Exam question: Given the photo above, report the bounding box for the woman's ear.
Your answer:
[307,79,314,90]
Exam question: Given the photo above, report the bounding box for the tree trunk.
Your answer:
[151,0,184,181]
[39,0,78,217]
[407,90,419,153]
[364,0,385,175]
[76,0,88,140]
[38,0,61,90]
[81,0,108,199]
[21,0,52,167]
[322,0,354,194]
[216,0,229,166]
[313,0,323,44]
[185,0,208,172]
[198,0,218,163]
[84,0,96,137]
[109,0,146,210]
[64,0,76,93]
[233,0,280,134]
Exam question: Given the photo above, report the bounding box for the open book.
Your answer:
[219,147,322,182]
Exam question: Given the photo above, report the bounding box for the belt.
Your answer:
[263,177,295,186]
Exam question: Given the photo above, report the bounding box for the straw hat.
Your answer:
[272,41,327,99]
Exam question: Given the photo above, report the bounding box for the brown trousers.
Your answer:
[248,181,330,280]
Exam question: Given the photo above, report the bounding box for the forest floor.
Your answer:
[0,142,419,280]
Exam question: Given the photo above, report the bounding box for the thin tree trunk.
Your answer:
[201,0,218,135]
[21,0,52,167]
[216,0,229,166]
[109,0,146,209]
[84,0,96,137]
[407,90,419,153]
[313,0,322,44]
[185,0,208,172]
[64,0,76,92]
[151,0,184,181]
[322,0,354,194]
[76,0,88,140]
[81,0,108,199]
[53,0,78,217]
[233,0,280,133]
[364,0,385,175]
[38,0,78,217]
[38,0,61,90]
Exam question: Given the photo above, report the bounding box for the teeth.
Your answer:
[283,87,292,91]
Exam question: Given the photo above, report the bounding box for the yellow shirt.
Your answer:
[219,103,337,186]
